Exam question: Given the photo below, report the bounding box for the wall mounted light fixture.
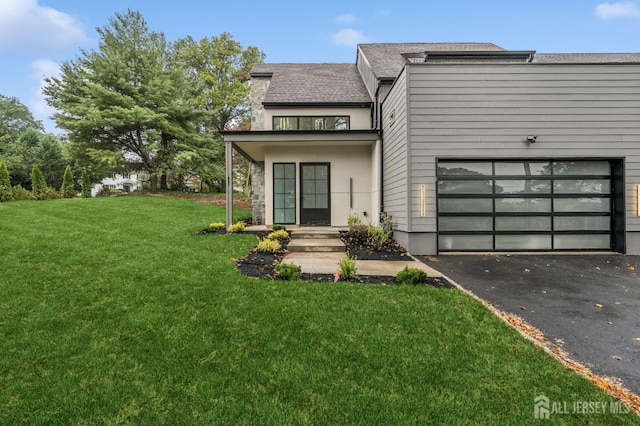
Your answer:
[637,184,640,216]
[527,135,538,143]
[419,184,427,217]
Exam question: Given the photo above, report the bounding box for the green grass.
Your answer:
[0,196,637,425]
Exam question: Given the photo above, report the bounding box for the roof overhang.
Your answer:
[221,130,380,162]
[403,50,536,62]
[262,102,373,108]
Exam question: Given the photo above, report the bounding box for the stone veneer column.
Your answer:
[251,77,270,131]
[251,162,265,225]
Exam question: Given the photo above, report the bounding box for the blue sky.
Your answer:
[1,0,639,133]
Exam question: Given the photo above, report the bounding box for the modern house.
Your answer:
[91,173,140,197]
[222,42,640,255]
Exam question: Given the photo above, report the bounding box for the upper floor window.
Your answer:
[273,116,349,131]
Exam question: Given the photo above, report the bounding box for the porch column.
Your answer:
[225,140,233,227]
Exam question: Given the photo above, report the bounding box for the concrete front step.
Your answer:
[287,238,346,253]
[291,227,342,240]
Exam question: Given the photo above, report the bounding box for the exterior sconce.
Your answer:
[527,135,537,143]
[419,184,427,217]
[637,185,640,216]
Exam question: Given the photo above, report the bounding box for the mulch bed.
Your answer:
[222,230,453,288]
[339,231,412,261]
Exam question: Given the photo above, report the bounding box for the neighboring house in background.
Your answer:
[222,42,640,255]
[91,173,141,197]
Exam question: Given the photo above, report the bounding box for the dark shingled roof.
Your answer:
[358,42,506,79]
[251,63,372,105]
[533,53,640,63]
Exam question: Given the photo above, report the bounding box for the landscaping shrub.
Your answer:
[272,224,286,231]
[256,238,281,253]
[44,188,60,200]
[30,165,48,200]
[207,222,225,231]
[275,262,301,281]
[110,188,124,196]
[347,224,368,243]
[337,254,358,281]
[12,185,32,200]
[0,161,12,202]
[96,186,112,197]
[227,221,245,233]
[396,267,428,285]
[267,229,289,240]
[81,170,92,198]
[60,165,75,198]
[367,225,392,251]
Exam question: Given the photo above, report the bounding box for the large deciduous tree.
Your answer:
[43,10,199,190]
[172,33,265,191]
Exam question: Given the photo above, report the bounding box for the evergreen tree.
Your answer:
[60,165,75,198]
[43,10,200,191]
[31,165,48,200]
[0,161,12,202]
[81,170,92,198]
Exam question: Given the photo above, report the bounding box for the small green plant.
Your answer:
[275,262,301,281]
[60,165,75,198]
[367,225,392,251]
[267,229,289,240]
[347,212,362,227]
[110,188,124,196]
[81,170,92,198]
[337,254,358,281]
[272,224,286,231]
[227,221,245,233]
[30,165,48,200]
[0,161,12,202]
[256,238,281,253]
[12,185,32,200]
[396,267,428,285]
[207,222,225,231]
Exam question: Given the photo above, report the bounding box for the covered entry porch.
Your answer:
[222,130,380,228]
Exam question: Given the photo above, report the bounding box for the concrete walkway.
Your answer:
[283,252,442,277]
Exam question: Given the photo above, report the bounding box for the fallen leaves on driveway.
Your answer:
[595,303,604,309]
[612,355,624,360]
[489,306,640,415]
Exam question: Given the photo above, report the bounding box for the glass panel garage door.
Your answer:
[437,160,613,251]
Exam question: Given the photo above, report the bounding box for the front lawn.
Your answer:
[0,196,637,424]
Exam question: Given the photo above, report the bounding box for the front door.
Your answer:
[300,163,331,225]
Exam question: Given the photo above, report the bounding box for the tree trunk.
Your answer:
[160,173,168,190]
[150,174,158,191]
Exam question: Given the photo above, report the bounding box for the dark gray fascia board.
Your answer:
[262,102,373,108]
[403,50,536,62]
[250,71,273,77]
[221,129,380,138]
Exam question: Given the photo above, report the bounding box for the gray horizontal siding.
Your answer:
[382,69,409,229]
[406,63,640,234]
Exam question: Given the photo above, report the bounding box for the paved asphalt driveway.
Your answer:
[420,254,640,395]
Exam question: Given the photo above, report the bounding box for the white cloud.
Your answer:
[335,14,356,24]
[0,0,91,53]
[331,29,369,47]
[29,59,60,127]
[594,1,640,20]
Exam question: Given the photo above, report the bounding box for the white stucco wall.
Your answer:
[263,144,377,226]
